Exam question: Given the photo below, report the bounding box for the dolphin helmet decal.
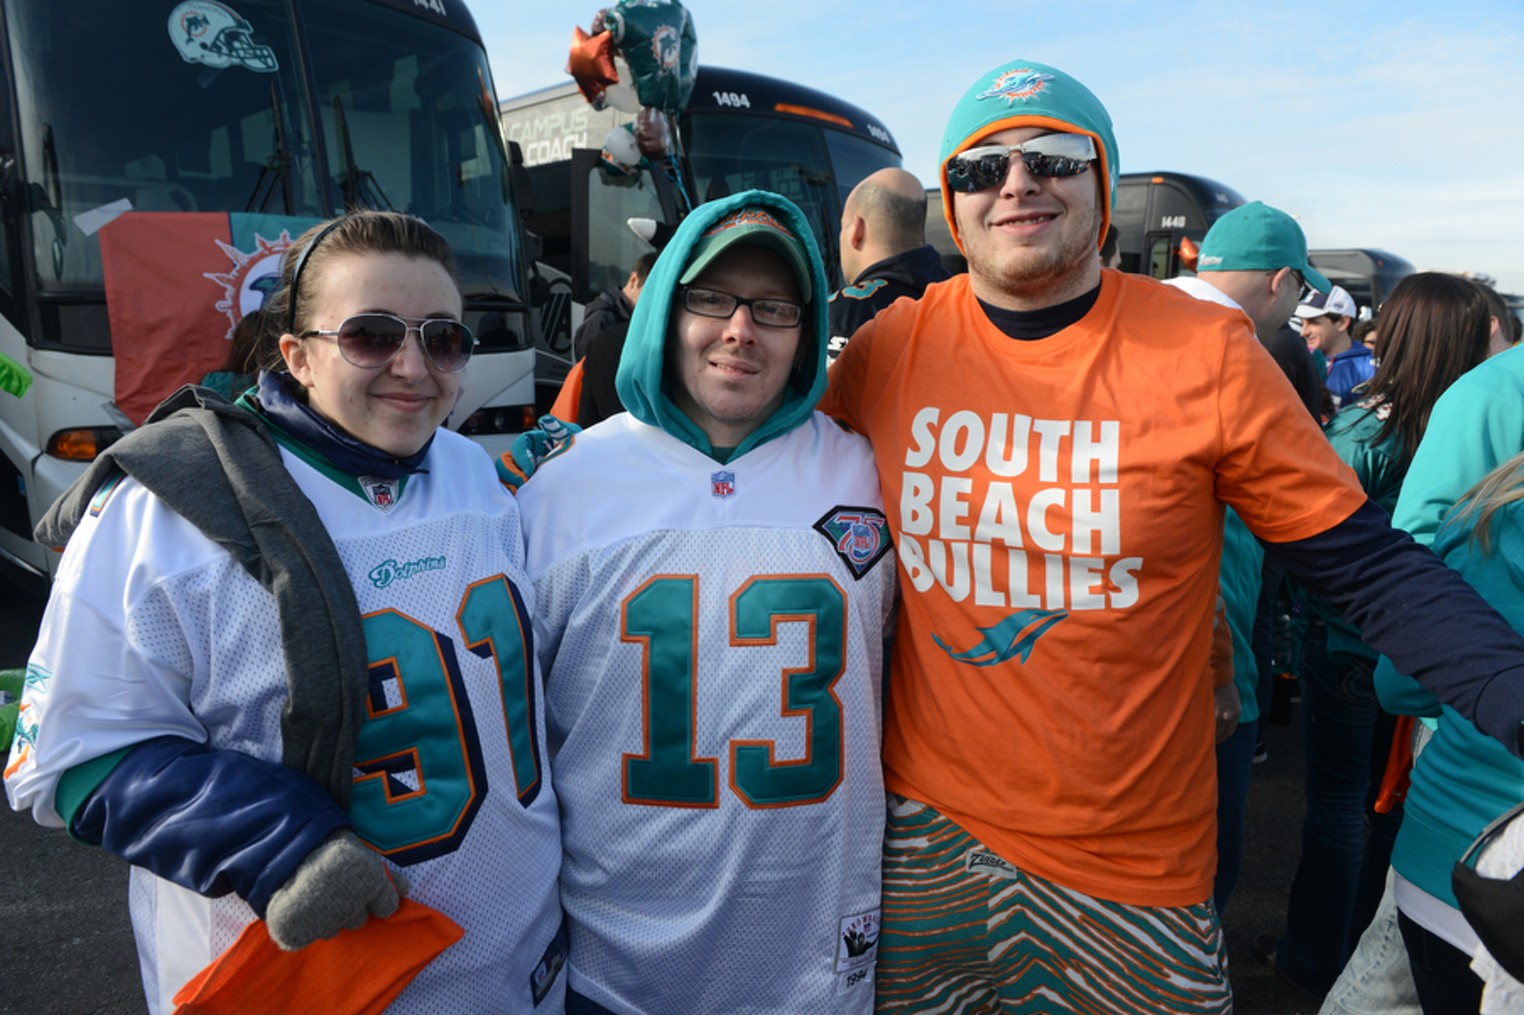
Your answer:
[167,1,279,73]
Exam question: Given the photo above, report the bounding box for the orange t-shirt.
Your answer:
[822,271,1365,906]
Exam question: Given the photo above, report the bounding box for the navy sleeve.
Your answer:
[69,736,354,917]
[1266,499,1524,757]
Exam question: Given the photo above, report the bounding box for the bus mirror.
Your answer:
[521,228,543,266]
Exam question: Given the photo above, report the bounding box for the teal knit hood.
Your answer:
[614,190,831,462]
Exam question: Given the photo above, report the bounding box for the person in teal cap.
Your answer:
[1176,199,1325,415]
[1164,200,1329,915]
[820,56,1524,1013]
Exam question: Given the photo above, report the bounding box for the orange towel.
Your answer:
[1374,714,1416,815]
[550,358,586,424]
[173,899,463,1015]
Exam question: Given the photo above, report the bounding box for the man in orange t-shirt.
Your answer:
[822,58,1524,1014]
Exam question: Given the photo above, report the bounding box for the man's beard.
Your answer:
[960,205,1101,306]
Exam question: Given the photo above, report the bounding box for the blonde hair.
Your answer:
[1450,450,1524,555]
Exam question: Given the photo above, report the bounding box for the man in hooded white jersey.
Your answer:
[512,190,896,1014]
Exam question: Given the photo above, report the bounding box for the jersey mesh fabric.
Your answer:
[820,272,1368,907]
[520,413,895,1014]
[9,430,563,1014]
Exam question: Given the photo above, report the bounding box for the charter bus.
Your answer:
[1307,248,1416,317]
[1111,171,1247,279]
[501,65,903,408]
[0,0,538,578]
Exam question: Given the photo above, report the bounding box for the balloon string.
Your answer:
[665,124,694,215]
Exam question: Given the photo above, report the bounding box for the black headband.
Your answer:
[283,218,347,335]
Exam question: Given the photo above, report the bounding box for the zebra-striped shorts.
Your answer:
[876,795,1232,1014]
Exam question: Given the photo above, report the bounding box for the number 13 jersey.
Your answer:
[518,412,896,1014]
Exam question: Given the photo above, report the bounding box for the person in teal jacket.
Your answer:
[1394,347,1524,549]
[1327,284,1524,1015]
[1214,508,1263,913]
[1379,449,1524,1013]
[1271,273,1496,996]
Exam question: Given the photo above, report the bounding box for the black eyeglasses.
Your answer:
[945,134,1097,193]
[1288,269,1311,301]
[1275,268,1313,301]
[679,286,804,329]
[301,313,477,373]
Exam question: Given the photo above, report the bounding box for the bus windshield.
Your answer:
[682,112,900,286]
[302,0,524,301]
[7,0,522,300]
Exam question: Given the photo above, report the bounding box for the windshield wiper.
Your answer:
[247,80,294,214]
[31,124,66,277]
[333,96,391,211]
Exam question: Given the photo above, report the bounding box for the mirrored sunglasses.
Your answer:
[302,313,476,373]
[946,134,1098,193]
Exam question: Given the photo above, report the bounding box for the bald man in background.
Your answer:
[828,167,950,360]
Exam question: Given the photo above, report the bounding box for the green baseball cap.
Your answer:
[679,206,812,302]
[1195,201,1330,293]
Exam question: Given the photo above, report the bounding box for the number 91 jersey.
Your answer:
[9,431,564,1014]
[518,413,896,1014]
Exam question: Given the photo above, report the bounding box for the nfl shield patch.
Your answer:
[813,505,892,579]
[361,475,400,511]
[711,470,736,498]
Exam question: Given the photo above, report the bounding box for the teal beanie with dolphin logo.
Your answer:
[938,59,1119,255]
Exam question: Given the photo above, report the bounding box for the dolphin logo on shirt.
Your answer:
[839,279,887,301]
[932,608,1067,666]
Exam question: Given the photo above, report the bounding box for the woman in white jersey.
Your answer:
[5,212,565,1013]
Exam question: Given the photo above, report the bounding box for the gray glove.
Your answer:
[265,830,408,951]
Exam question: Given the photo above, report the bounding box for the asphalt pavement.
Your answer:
[0,563,1328,1014]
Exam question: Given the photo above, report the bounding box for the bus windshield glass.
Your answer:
[301,0,523,301]
[7,0,522,300]
[823,129,902,210]
[9,0,321,292]
[682,112,900,287]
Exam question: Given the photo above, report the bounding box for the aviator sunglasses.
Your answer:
[301,313,477,373]
[945,133,1097,193]
[283,218,475,373]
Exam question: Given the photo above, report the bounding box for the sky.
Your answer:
[478,1,1524,298]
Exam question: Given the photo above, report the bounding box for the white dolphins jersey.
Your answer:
[5,430,564,1014]
[517,412,896,1014]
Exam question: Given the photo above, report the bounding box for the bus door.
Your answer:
[520,147,679,412]
[1143,228,1202,280]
